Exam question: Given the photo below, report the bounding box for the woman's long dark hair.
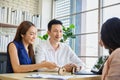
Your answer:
[101,17,120,54]
[14,21,35,63]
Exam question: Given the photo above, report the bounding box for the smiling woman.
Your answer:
[6,21,58,73]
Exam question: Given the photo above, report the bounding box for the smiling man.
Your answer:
[35,19,85,72]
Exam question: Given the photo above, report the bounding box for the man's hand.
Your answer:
[63,63,78,72]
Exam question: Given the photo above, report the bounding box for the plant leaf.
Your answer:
[69,24,75,29]
[43,34,48,40]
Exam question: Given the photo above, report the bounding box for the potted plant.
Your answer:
[38,24,76,42]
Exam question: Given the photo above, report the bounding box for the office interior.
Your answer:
[0,0,120,73]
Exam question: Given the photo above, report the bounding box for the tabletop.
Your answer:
[0,71,101,80]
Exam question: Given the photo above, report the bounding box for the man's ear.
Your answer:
[47,31,50,35]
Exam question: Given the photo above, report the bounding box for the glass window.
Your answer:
[54,0,70,18]
[79,34,98,56]
[84,0,98,11]
[86,58,98,69]
[103,0,120,6]
[53,0,120,68]
[82,10,98,33]
[103,48,109,55]
[70,0,98,13]
[103,5,120,22]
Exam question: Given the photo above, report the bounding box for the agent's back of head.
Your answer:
[101,17,120,54]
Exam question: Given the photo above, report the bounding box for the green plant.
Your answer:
[38,24,76,42]
[38,33,48,40]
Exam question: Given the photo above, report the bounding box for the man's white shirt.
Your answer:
[35,39,85,71]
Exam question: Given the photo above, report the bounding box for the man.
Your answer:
[35,19,85,72]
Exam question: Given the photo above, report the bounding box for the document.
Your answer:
[26,73,73,80]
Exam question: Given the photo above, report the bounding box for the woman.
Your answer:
[100,17,120,80]
[7,21,57,73]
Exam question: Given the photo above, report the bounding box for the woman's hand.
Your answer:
[40,61,58,69]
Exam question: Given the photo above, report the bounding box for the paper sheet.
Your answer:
[26,73,73,80]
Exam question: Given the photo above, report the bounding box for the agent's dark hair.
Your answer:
[14,21,35,63]
[101,17,120,54]
[48,19,63,31]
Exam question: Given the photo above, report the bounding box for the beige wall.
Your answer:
[0,0,53,52]
[0,0,53,31]
[0,0,39,14]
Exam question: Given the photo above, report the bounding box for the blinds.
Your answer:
[54,0,71,27]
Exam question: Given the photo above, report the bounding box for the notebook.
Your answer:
[74,55,108,75]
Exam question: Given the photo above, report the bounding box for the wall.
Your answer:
[0,0,39,14]
[39,0,53,35]
[0,0,53,52]
[0,0,53,33]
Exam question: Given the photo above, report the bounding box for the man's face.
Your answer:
[48,24,63,42]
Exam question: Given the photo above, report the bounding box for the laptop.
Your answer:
[74,55,108,75]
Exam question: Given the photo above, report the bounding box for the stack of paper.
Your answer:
[26,73,73,80]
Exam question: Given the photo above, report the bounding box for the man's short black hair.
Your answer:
[48,19,63,31]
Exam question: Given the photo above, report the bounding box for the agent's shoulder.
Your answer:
[112,48,120,55]
[110,48,120,59]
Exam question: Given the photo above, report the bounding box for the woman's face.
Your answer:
[22,26,37,45]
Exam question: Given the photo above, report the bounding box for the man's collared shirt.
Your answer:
[35,39,85,71]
